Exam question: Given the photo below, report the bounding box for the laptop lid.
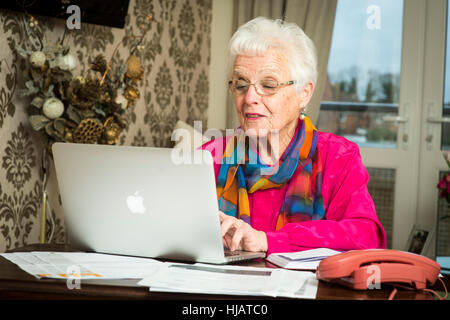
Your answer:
[52,142,234,264]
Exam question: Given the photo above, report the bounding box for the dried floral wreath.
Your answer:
[16,21,145,150]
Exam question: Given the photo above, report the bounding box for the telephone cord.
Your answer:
[387,276,448,300]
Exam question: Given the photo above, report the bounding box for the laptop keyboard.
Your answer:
[224,251,241,256]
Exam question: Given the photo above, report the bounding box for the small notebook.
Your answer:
[266,248,342,270]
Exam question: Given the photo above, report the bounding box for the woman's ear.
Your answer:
[301,81,315,104]
[299,81,315,113]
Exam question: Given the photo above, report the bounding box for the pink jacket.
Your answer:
[201,132,387,255]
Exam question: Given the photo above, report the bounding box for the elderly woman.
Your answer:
[201,17,386,255]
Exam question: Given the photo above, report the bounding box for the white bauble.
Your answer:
[43,97,64,119]
[29,51,46,68]
[56,54,77,70]
[115,94,128,110]
[63,54,77,70]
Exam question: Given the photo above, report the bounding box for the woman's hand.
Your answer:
[219,211,268,252]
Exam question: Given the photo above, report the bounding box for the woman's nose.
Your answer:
[244,84,260,104]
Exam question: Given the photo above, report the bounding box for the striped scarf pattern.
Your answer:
[216,117,324,230]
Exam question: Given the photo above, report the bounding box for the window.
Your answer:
[318,0,404,149]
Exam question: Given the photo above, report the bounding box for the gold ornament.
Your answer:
[75,76,86,85]
[126,55,144,80]
[64,128,73,142]
[99,92,111,103]
[72,118,103,144]
[124,86,140,104]
[102,117,121,145]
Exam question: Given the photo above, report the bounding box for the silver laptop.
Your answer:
[52,143,265,264]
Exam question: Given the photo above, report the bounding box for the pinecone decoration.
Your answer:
[72,118,103,144]
[90,54,107,73]
[75,78,101,109]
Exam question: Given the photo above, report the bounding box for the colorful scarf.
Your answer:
[216,116,324,230]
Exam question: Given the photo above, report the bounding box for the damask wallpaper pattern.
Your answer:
[0,0,212,252]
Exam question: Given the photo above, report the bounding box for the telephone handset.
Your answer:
[316,249,441,290]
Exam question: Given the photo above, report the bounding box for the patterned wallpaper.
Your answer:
[0,0,212,252]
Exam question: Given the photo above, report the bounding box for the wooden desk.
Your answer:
[0,244,446,300]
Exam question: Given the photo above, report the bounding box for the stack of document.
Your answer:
[266,248,341,270]
[138,263,318,299]
[0,251,162,279]
[1,251,319,299]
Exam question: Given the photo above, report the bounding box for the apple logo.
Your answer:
[126,191,146,214]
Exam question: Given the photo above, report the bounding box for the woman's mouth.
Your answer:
[245,113,265,120]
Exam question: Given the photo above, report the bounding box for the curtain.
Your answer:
[227,0,338,128]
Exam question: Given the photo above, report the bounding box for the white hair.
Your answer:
[228,17,318,93]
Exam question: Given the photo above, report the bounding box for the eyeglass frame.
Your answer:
[228,79,298,96]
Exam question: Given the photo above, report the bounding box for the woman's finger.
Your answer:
[222,236,229,248]
[230,227,244,251]
[220,215,236,237]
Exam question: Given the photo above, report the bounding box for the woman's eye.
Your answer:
[235,81,249,89]
[261,81,277,89]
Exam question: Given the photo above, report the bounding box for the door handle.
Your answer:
[425,102,448,150]
[426,116,450,123]
[382,114,409,149]
[382,115,409,123]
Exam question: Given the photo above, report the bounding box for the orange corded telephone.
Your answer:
[316,249,446,298]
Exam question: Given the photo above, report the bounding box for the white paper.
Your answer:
[266,248,341,270]
[2,252,318,298]
[138,263,318,299]
[0,251,162,279]
[277,248,341,261]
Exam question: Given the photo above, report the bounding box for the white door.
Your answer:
[318,0,449,256]
[417,0,450,257]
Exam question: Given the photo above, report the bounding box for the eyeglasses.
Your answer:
[228,79,297,96]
